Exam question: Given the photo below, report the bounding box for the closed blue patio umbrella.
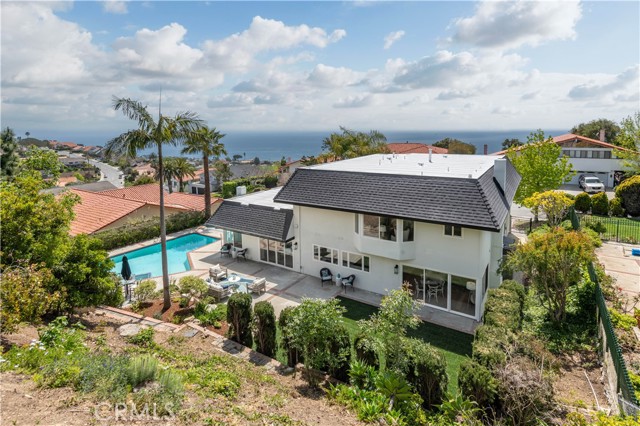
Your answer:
[120,255,132,281]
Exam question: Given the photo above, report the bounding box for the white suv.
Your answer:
[579,175,605,193]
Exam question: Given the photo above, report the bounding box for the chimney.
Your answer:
[493,158,507,193]
[428,148,433,163]
[483,144,488,155]
[599,129,606,142]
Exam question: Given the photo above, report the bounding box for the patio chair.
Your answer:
[220,243,233,258]
[341,274,356,293]
[236,248,248,261]
[427,283,440,302]
[320,268,333,287]
[209,264,228,282]
[207,282,231,302]
[248,277,267,295]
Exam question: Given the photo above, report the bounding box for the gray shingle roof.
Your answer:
[206,201,293,241]
[274,163,520,232]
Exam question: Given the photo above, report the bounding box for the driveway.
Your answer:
[88,158,124,188]
[596,242,640,307]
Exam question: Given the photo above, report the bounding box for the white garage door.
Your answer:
[573,171,610,187]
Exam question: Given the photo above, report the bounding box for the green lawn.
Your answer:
[580,215,640,243]
[336,296,473,394]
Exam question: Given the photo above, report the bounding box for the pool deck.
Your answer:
[114,227,478,334]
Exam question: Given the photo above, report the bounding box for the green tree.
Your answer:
[104,96,203,311]
[1,127,19,179]
[571,118,620,143]
[523,190,574,226]
[614,112,640,175]
[285,298,347,386]
[433,137,476,154]
[172,157,196,192]
[19,146,62,185]
[213,160,232,187]
[501,138,523,150]
[158,157,178,193]
[322,126,389,160]
[358,288,419,371]
[133,175,156,186]
[506,130,575,211]
[232,154,243,162]
[252,156,260,165]
[503,227,595,323]
[182,125,226,216]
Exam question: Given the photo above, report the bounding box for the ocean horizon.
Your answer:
[56,129,566,161]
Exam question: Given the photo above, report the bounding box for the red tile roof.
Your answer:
[99,183,219,211]
[491,133,635,155]
[387,142,449,154]
[67,189,146,235]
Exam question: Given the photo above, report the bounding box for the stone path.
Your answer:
[97,306,286,373]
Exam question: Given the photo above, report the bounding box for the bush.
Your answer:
[133,279,158,303]
[264,174,278,188]
[615,175,640,216]
[585,220,607,235]
[472,325,514,369]
[353,332,379,368]
[609,197,625,217]
[483,288,522,332]
[253,301,276,357]
[574,192,592,213]
[609,309,637,331]
[194,300,226,326]
[325,324,352,382]
[178,276,208,298]
[226,293,253,347]
[500,280,526,312]
[127,355,158,387]
[458,359,498,408]
[221,178,251,199]
[126,327,155,347]
[402,337,448,409]
[591,192,610,216]
[278,306,301,367]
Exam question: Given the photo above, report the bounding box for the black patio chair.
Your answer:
[236,248,248,261]
[341,274,356,293]
[220,243,232,258]
[320,268,333,287]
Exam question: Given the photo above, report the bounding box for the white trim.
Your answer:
[443,224,463,238]
[341,250,370,273]
[313,244,339,265]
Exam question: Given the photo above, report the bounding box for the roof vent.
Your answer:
[418,162,424,167]
[468,174,472,178]
[429,148,433,163]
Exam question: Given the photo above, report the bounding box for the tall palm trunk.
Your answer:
[158,143,171,310]
[203,155,211,217]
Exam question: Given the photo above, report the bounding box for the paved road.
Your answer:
[88,159,124,188]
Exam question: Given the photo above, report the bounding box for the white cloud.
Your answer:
[307,64,365,88]
[451,0,582,50]
[383,30,405,49]
[103,1,128,14]
[568,66,639,101]
[333,94,378,108]
[436,90,475,100]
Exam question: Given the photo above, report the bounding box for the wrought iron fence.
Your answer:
[578,214,640,244]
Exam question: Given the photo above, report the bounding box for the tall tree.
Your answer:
[104,96,203,310]
[321,126,389,160]
[571,118,620,144]
[614,112,640,175]
[1,127,19,179]
[501,138,523,150]
[19,146,62,186]
[506,130,575,209]
[213,160,232,187]
[433,137,476,154]
[182,126,226,216]
[172,157,196,192]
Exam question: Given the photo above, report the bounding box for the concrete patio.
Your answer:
[113,226,479,334]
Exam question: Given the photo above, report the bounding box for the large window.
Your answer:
[260,239,293,268]
[342,251,370,272]
[363,214,398,241]
[402,220,414,242]
[450,275,476,316]
[313,245,338,265]
[225,230,243,248]
[444,224,462,238]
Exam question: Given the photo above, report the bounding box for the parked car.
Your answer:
[579,175,605,193]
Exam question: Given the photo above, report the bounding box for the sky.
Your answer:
[1,0,639,143]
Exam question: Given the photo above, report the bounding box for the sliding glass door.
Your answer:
[260,238,293,268]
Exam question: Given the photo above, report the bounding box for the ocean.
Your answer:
[71,129,566,161]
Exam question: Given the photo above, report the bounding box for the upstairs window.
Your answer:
[363,214,397,241]
[444,224,462,238]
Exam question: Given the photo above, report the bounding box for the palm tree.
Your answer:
[213,160,232,189]
[173,157,196,192]
[104,96,202,311]
[182,126,226,216]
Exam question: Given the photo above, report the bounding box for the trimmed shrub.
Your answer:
[483,289,521,332]
[472,325,514,369]
[591,192,609,216]
[178,276,208,298]
[615,175,640,216]
[402,337,448,409]
[278,306,300,367]
[609,197,625,217]
[226,293,253,347]
[458,358,498,408]
[133,279,158,303]
[586,220,607,234]
[253,301,276,357]
[264,175,278,188]
[574,192,591,213]
[221,178,251,199]
[499,280,526,312]
[325,324,351,382]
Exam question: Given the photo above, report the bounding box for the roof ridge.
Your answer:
[474,170,501,229]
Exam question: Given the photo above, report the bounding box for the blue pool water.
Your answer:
[111,233,218,278]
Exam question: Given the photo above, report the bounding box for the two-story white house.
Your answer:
[207,153,521,330]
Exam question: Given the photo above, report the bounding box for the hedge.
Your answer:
[615,175,640,216]
[458,358,498,408]
[226,293,253,347]
[591,192,609,216]
[93,211,206,250]
[471,325,513,369]
[325,324,351,383]
[402,337,448,409]
[278,306,301,367]
[574,193,591,213]
[609,197,625,217]
[253,301,276,358]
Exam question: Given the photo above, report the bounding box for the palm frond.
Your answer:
[112,96,155,131]
[104,129,153,159]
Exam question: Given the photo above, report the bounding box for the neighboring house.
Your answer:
[59,155,87,168]
[181,163,272,194]
[387,142,449,155]
[208,153,521,330]
[133,163,156,178]
[493,132,633,188]
[42,181,118,196]
[66,183,223,235]
[49,141,80,151]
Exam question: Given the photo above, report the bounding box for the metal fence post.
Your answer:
[529,218,532,233]
[616,221,620,242]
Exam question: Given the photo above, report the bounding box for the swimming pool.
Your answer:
[110,233,218,278]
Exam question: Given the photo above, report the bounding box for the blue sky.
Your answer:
[1,1,638,141]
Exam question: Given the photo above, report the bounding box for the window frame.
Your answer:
[341,250,370,272]
[313,244,338,265]
[444,224,463,238]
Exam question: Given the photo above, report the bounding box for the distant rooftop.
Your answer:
[231,187,292,210]
[306,153,502,180]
